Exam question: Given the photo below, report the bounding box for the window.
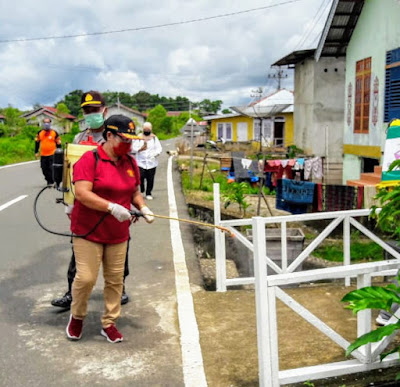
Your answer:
[354,57,371,133]
[385,47,400,122]
[253,118,272,141]
[217,122,232,140]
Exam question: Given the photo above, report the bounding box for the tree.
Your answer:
[197,99,223,115]
[56,90,83,117]
[147,104,167,133]
[222,109,232,114]
[56,103,71,132]
[2,106,26,136]
[133,91,153,112]
[56,103,70,115]
[160,116,173,134]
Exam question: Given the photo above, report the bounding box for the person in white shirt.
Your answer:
[131,122,162,200]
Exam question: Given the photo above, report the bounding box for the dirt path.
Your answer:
[193,284,400,386]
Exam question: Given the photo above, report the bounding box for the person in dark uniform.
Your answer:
[51,91,132,308]
[35,118,61,185]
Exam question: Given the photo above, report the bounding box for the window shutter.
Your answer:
[385,47,400,122]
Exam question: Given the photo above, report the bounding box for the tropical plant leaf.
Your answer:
[380,346,400,361]
[346,322,400,356]
[341,286,400,313]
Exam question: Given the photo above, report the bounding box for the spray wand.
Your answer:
[130,208,234,237]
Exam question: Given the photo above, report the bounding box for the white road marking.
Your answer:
[0,160,38,170]
[167,155,208,387]
[0,195,28,212]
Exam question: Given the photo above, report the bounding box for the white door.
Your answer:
[237,122,248,141]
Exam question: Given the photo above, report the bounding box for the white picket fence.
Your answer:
[212,183,400,386]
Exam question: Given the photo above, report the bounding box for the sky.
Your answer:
[0,0,332,112]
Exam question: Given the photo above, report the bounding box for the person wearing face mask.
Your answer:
[34,118,61,186]
[131,122,162,200]
[73,90,108,144]
[66,115,154,343]
[51,91,132,310]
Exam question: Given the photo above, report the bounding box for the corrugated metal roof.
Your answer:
[272,49,315,66]
[203,113,241,120]
[315,0,364,60]
[272,1,364,67]
[231,89,294,117]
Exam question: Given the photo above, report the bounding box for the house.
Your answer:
[180,118,208,145]
[78,103,146,131]
[204,89,294,148]
[272,0,365,185]
[334,0,400,185]
[0,114,4,124]
[22,106,76,134]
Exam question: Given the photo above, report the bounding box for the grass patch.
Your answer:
[313,241,384,262]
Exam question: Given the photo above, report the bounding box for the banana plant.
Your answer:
[222,181,251,217]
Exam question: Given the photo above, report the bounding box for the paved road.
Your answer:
[0,140,204,387]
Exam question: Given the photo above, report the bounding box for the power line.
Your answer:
[0,0,301,44]
[293,0,331,51]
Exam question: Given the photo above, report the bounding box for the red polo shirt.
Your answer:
[70,145,140,244]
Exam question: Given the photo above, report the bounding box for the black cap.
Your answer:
[80,90,106,108]
[104,115,137,139]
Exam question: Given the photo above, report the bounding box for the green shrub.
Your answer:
[0,136,35,165]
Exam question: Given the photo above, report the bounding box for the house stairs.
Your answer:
[346,165,382,187]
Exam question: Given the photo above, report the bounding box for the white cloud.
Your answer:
[0,0,332,111]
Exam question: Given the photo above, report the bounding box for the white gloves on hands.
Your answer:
[141,206,155,223]
[108,203,132,222]
[65,204,74,215]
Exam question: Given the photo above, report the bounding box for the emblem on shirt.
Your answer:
[127,169,134,177]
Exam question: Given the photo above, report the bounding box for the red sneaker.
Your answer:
[66,314,83,340]
[101,324,123,343]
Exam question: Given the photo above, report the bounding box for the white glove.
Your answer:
[108,202,132,222]
[141,206,154,223]
[65,204,74,215]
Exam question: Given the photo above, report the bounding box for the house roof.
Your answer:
[166,111,185,117]
[273,0,364,66]
[203,113,241,120]
[0,114,4,119]
[141,111,186,118]
[272,49,315,67]
[231,89,294,118]
[108,103,146,118]
[22,106,76,120]
[315,0,364,60]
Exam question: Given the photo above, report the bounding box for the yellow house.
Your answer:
[204,89,294,147]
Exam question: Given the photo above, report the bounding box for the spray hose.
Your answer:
[34,185,234,238]
[130,209,234,237]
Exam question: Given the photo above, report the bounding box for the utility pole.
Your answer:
[189,101,194,189]
[251,87,263,152]
[268,67,288,90]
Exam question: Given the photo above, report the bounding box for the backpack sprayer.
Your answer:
[34,140,233,238]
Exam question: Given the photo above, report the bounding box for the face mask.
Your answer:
[143,130,151,136]
[43,123,51,130]
[84,111,104,129]
[113,141,132,156]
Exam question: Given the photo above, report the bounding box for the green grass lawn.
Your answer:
[313,240,384,262]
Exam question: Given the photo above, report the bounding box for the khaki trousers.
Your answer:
[71,238,127,328]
